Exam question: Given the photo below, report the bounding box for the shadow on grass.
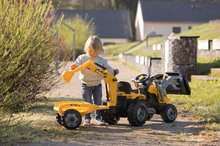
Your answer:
[198,59,220,75]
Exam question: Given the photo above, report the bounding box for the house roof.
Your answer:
[56,9,132,39]
[140,0,220,23]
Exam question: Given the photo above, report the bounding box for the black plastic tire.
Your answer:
[160,104,177,123]
[56,113,63,125]
[102,110,120,125]
[127,101,148,126]
[62,109,82,130]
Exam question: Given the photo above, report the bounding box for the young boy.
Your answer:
[71,35,119,126]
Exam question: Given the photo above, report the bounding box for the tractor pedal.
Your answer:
[148,108,156,114]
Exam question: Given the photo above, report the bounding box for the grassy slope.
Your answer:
[178,21,220,40]
[105,36,164,57]
[106,21,220,57]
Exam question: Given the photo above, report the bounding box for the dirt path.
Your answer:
[40,59,219,146]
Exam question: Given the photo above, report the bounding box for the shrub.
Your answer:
[0,0,62,112]
[58,15,95,60]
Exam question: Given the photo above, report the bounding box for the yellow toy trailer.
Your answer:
[54,60,190,129]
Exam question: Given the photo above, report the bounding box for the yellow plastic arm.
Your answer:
[61,60,118,107]
[62,60,93,83]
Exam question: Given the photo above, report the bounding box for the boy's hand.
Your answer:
[71,64,77,70]
[114,69,119,75]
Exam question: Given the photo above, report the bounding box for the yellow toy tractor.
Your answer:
[54,60,190,129]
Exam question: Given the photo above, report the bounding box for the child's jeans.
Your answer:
[81,83,102,120]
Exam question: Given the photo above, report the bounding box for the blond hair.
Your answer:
[84,35,104,54]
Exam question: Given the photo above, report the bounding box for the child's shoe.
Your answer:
[83,119,91,126]
[95,119,106,126]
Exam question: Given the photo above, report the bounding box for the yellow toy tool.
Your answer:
[54,60,190,130]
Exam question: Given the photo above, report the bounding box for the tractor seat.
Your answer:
[117,81,136,94]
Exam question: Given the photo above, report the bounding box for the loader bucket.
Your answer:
[61,70,74,83]
[165,72,191,95]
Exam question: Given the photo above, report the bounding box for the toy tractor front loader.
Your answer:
[54,60,191,130]
[130,72,190,123]
[102,72,190,126]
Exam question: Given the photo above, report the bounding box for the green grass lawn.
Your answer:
[178,21,220,40]
[171,79,220,123]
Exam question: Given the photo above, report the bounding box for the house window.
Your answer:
[172,27,181,34]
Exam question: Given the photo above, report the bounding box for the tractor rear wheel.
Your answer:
[62,109,82,130]
[160,104,177,123]
[127,101,148,126]
[102,110,120,125]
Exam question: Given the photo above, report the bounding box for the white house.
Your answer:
[135,0,220,41]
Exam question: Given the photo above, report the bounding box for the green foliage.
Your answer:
[197,57,220,74]
[0,0,61,112]
[58,15,95,59]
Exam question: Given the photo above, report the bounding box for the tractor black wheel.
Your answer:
[146,114,153,121]
[56,113,63,125]
[160,104,177,123]
[127,101,148,126]
[102,110,120,125]
[62,109,82,130]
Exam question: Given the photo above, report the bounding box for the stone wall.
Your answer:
[162,36,198,80]
[119,36,199,80]
[198,50,220,59]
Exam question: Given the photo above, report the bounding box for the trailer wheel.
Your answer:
[62,109,82,130]
[160,104,177,123]
[56,113,63,125]
[102,110,120,125]
[127,101,148,126]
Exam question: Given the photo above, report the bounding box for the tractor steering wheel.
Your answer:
[134,74,150,83]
